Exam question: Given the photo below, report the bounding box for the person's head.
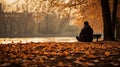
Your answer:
[84,21,89,26]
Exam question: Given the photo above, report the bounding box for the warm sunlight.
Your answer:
[64,0,70,4]
[6,0,17,4]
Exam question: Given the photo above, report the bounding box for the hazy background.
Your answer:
[0,0,119,38]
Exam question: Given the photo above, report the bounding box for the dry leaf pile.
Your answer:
[0,42,120,67]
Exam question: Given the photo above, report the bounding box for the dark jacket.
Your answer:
[79,25,93,42]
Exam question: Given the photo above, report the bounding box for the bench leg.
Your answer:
[96,37,98,42]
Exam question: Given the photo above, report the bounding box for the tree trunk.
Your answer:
[100,0,112,41]
[111,0,118,40]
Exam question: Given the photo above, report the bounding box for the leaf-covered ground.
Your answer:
[0,42,120,67]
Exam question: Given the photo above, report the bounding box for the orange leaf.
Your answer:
[63,51,69,56]
[85,51,90,55]
[105,51,110,56]
[39,59,44,63]
[51,51,57,55]
[58,61,64,66]
[88,54,97,59]
[77,57,85,61]
[43,52,49,55]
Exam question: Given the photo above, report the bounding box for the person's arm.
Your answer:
[79,29,84,37]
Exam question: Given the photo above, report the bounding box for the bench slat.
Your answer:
[93,34,101,42]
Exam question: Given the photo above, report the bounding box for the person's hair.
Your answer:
[84,21,89,25]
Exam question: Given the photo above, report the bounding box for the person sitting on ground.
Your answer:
[76,21,93,42]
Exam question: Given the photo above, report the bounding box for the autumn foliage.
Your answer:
[0,42,120,67]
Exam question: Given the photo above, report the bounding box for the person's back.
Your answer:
[76,21,93,42]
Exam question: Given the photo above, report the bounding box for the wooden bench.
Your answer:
[93,34,102,42]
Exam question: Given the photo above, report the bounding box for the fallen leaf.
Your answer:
[88,54,97,59]
[0,63,11,67]
[77,57,85,61]
[74,60,83,64]
[66,56,73,60]
[50,58,55,60]
[85,51,90,55]
[39,59,44,63]
[84,62,95,66]
[58,61,64,66]
[105,51,110,56]
[92,59,99,63]
[63,51,69,56]
[51,51,57,55]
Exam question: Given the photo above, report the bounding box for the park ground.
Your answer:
[0,41,120,67]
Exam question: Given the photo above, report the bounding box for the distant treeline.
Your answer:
[0,12,80,37]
